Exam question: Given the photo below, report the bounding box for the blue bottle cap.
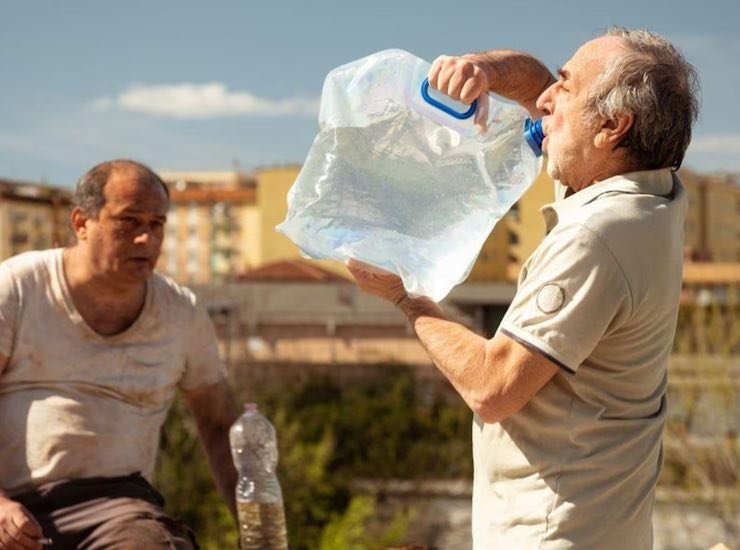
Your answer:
[524,118,544,157]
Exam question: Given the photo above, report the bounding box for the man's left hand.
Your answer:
[346,260,408,306]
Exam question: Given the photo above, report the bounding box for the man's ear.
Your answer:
[595,112,634,150]
[70,207,91,240]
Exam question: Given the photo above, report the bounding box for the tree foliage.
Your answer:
[155,364,470,548]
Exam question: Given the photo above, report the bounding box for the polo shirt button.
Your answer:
[536,283,565,314]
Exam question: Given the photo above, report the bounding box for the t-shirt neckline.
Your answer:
[52,248,154,341]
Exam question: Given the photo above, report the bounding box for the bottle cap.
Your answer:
[524,118,544,157]
[243,403,259,413]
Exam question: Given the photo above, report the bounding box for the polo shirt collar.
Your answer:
[540,168,675,232]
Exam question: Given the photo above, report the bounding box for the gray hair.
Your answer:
[73,159,170,218]
[587,27,700,170]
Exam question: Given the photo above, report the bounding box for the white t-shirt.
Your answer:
[0,249,226,495]
[473,169,687,549]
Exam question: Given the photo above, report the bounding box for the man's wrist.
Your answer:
[397,294,443,322]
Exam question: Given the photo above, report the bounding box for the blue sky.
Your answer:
[1,0,738,186]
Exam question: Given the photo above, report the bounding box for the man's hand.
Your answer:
[430,51,555,121]
[428,55,491,133]
[346,260,408,306]
[0,497,43,549]
[428,55,490,106]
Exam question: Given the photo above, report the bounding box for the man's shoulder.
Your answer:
[554,192,682,250]
[150,272,199,310]
[0,249,59,279]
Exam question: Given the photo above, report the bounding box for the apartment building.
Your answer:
[156,165,557,285]
[156,171,260,285]
[156,165,740,286]
[0,179,73,260]
[680,169,740,262]
[157,166,354,284]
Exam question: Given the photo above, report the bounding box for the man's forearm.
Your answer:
[200,429,238,518]
[185,381,239,519]
[466,50,555,117]
[397,296,559,423]
[398,297,493,414]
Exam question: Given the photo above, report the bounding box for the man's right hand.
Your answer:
[428,55,490,106]
[428,51,555,121]
[428,55,491,133]
[0,497,43,549]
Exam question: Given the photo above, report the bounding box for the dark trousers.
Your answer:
[13,473,198,550]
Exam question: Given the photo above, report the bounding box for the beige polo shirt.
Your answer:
[473,169,687,549]
[0,249,226,495]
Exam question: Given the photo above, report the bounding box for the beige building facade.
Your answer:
[255,165,555,285]
[156,164,557,285]
[681,169,740,262]
[0,179,72,260]
[155,165,739,288]
[157,171,260,285]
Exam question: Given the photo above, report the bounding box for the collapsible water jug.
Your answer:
[277,49,544,301]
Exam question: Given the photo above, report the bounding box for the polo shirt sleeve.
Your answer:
[179,304,228,391]
[0,263,19,361]
[498,222,632,373]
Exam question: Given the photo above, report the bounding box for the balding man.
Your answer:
[0,160,238,549]
[349,28,699,549]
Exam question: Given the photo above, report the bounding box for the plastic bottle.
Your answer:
[276,49,546,302]
[229,403,288,550]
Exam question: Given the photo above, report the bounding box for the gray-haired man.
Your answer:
[350,28,699,548]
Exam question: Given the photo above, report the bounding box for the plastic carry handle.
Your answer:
[420,78,477,120]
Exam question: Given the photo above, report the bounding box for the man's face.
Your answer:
[536,36,626,191]
[81,167,168,285]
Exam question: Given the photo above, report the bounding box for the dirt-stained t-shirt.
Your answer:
[0,249,226,495]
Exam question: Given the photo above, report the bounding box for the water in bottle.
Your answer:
[230,403,288,550]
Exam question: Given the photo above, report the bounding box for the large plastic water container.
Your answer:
[277,49,543,301]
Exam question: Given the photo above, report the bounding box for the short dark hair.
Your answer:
[73,159,170,218]
[587,27,701,170]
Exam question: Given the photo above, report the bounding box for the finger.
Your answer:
[16,533,43,550]
[428,56,449,89]
[474,93,490,134]
[0,526,11,546]
[346,258,402,280]
[12,510,42,538]
[0,526,41,550]
[346,259,373,279]
[460,75,484,105]
[346,258,370,271]
[447,71,469,103]
[434,66,454,97]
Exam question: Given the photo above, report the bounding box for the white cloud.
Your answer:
[688,133,740,154]
[91,83,320,118]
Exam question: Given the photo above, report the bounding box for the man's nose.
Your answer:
[536,84,554,115]
[133,227,155,245]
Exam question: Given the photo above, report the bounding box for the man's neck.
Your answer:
[62,246,149,336]
[570,155,637,194]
